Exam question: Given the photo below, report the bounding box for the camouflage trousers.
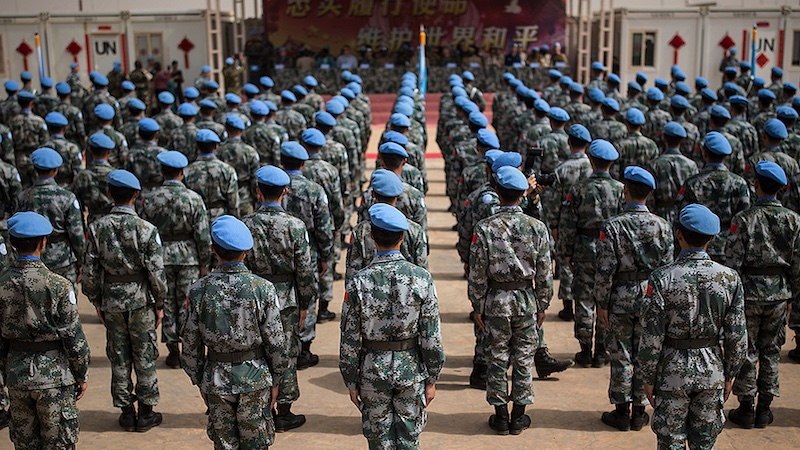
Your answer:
[206,388,274,450]
[8,386,79,450]
[319,254,334,308]
[652,388,725,450]
[789,297,800,333]
[472,320,487,366]
[277,307,300,405]
[299,290,318,344]
[104,306,160,407]
[572,265,607,347]
[360,382,426,450]
[555,258,573,302]
[485,314,537,406]
[607,312,647,406]
[733,302,787,400]
[162,265,200,345]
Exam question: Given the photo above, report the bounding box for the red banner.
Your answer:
[265,0,566,54]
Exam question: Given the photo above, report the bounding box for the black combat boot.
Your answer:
[488,404,510,435]
[274,403,306,432]
[0,408,9,430]
[575,343,593,368]
[788,336,800,363]
[534,348,574,379]
[469,363,487,390]
[317,301,336,323]
[728,398,755,429]
[630,405,650,431]
[165,343,181,369]
[119,404,137,432]
[592,343,609,368]
[136,403,163,432]
[558,300,574,321]
[755,394,774,428]
[601,402,631,431]
[509,403,531,435]
[296,341,319,370]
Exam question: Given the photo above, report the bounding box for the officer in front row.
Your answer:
[0,211,91,449]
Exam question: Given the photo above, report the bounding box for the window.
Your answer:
[135,33,163,66]
[792,30,800,66]
[631,31,656,67]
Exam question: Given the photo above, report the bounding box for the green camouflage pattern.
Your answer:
[274,107,307,142]
[242,120,287,166]
[648,148,699,223]
[184,155,239,221]
[125,140,166,190]
[41,135,83,188]
[73,160,114,223]
[611,132,659,180]
[345,218,428,283]
[217,138,261,216]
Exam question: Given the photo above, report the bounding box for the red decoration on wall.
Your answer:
[66,40,83,63]
[719,33,736,50]
[178,36,195,69]
[16,39,33,71]
[668,33,686,65]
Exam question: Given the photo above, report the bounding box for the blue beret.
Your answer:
[89,71,99,81]
[280,90,296,102]
[304,75,318,87]
[724,66,738,74]
[469,111,488,128]
[394,102,413,117]
[740,60,751,69]
[302,128,326,147]
[93,74,109,86]
[157,150,189,169]
[196,129,221,143]
[540,44,549,51]
[587,88,605,103]
[264,101,278,112]
[484,150,504,165]
[450,79,464,88]
[729,95,749,106]
[758,89,776,100]
[723,82,739,94]
[794,97,800,108]
[184,87,200,99]
[704,131,732,155]
[55,82,71,95]
[177,102,198,116]
[700,88,718,101]
[243,83,259,95]
[753,77,766,87]
[40,77,53,88]
[777,105,799,120]
[31,147,63,170]
[772,67,783,77]
[399,86,414,98]
[675,81,691,96]
[679,204,720,235]
[326,99,345,115]
[398,96,414,107]
[212,216,254,251]
[548,69,562,78]
[384,130,408,146]
[138,117,160,132]
[292,85,308,97]
[371,169,404,197]
[315,111,336,127]
[625,108,645,125]
[628,81,643,92]
[670,95,690,109]
[17,91,36,100]
[491,152,523,172]
[710,105,731,119]
[624,166,656,189]
[494,166,528,191]
[568,124,591,143]
[588,139,619,161]
[199,99,218,109]
[121,80,135,91]
[108,169,141,190]
[225,114,245,130]
[348,82,363,95]
[670,65,681,75]
[205,80,220,90]
[755,160,788,185]
[225,57,234,65]
[646,87,664,102]
[508,79,523,88]
[20,71,32,81]
[390,113,411,127]
[764,118,788,139]
[462,70,475,81]
[369,203,409,232]
[256,165,290,187]
[603,98,620,112]
[695,77,709,88]
[45,112,68,127]
[94,104,115,120]
[341,70,353,81]
[158,91,175,104]
[784,82,797,93]
[569,83,584,94]
[70,62,78,69]
[559,76,572,85]
[202,65,211,73]
[476,129,500,149]
[636,72,648,83]
[591,61,605,71]
[332,95,349,109]
[534,99,550,113]
[655,78,669,88]
[664,121,688,138]
[379,142,408,158]
[280,141,308,160]
[8,211,53,238]
[89,132,115,150]
[249,100,269,116]
[548,107,570,122]
[730,49,738,55]
[260,76,274,88]
[225,93,242,104]
[504,72,517,81]
[340,88,356,100]
[607,73,620,84]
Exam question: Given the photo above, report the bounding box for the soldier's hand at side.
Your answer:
[474,313,485,331]
[348,388,362,411]
[597,308,608,328]
[537,311,546,327]
[270,386,279,411]
[644,384,655,406]
[299,310,307,331]
[155,308,164,328]
[320,261,329,276]
[566,256,573,271]
[76,381,88,401]
[95,306,105,326]
[76,267,82,284]
[425,383,436,406]
[724,380,733,402]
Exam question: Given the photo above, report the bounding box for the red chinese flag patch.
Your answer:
[566,193,572,202]
[471,234,478,243]
[646,284,653,296]
[679,187,685,196]
[599,231,605,241]
[730,224,737,233]
[745,164,751,172]
[343,292,349,303]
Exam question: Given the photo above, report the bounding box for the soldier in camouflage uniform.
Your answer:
[767,67,784,98]
[151,92,183,147]
[469,166,552,435]
[776,106,800,160]
[221,57,244,93]
[725,161,800,429]
[752,90,777,148]
[456,130,500,221]
[18,148,85,289]
[359,161,428,233]
[690,88,718,138]
[0,212,91,449]
[195,100,227,142]
[746,119,799,187]
[217,115,260,216]
[139,151,211,369]
[106,61,128,99]
[708,106,747,175]
[9,91,48,188]
[125,118,165,192]
[640,203,747,449]
[256,76,281,105]
[649,123,698,223]
[383,124,426,193]
[83,169,167,432]
[92,104,128,169]
[66,63,87,109]
[33,78,60,118]
[531,107,570,175]
[563,83,593,127]
[726,96,759,159]
[274,90,307,142]
[118,81,136,123]
[559,140,624,368]
[169,103,200,163]
[201,81,225,111]
[54,82,87,148]
[0,120,15,165]
[181,215,288,449]
[591,98,627,146]
[340,203,444,448]
[0,136,22,242]
[74,133,115,223]
[184,129,239,221]
[41,112,82,189]
[612,109,659,180]
[119,98,146,151]
[302,76,324,112]
[463,71,486,112]
[595,167,674,432]
[290,86,315,124]
[215,94,251,130]
[622,82,646,115]
[81,75,121,132]
[541,70,562,105]
[242,100,286,166]
[0,81,21,127]
[243,166,316,432]
[517,100,552,157]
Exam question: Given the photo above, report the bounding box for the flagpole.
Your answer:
[751,24,757,79]
[419,25,427,98]
[35,32,46,79]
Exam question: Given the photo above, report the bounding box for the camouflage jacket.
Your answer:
[217,138,261,211]
[283,171,334,263]
[345,218,428,283]
[591,118,628,149]
[274,107,307,142]
[304,155,345,231]
[73,160,114,223]
[710,128,747,176]
[359,180,427,231]
[725,116,759,159]
[563,101,593,127]
[41,135,83,188]
[642,108,672,145]
[542,151,593,231]
[152,110,184,147]
[340,252,444,390]
[53,101,86,147]
[83,206,168,312]
[612,132,659,180]
[182,263,288,395]
[9,110,48,153]
[783,172,800,214]
[648,148,699,223]
[401,164,425,195]
[185,155,239,221]
[168,122,199,162]
[319,138,351,203]
[119,119,140,155]
[517,118,552,156]
[99,125,129,169]
[533,128,570,175]
[0,124,14,164]
[196,117,227,141]
[125,140,166,190]
[33,93,60,118]
[0,161,22,227]
[82,90,121,131]
[242,120,287,166]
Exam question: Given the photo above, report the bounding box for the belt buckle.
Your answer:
[230,352,245,364]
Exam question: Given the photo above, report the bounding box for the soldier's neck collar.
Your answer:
[704,163,725,167]
[285,170,302,175]
[376,250,401,256]
[37,177,55,182]
[757,196,778,202]
[22,109,31,113]
[262,201,281,208]
[218,262,244,266]
[93,159,108,163]
[198,153,215,158]
[16,255,40,261]
[665,148,680,153]
[679,249,706,255]
[52,133,64,138]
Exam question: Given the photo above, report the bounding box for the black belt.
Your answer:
[207,347,266,364]
[161,233,194,242]
[664,337,718,349]
[614,271,651,281]
[362,337,418,351]
[742,266,785,276]
[46,233,68,243]
[577,228,601,238]
[206,201,226,209]
[105,272,147,283]
[9,340,62,352]
[264,273,293,284]
[489,279,533,290]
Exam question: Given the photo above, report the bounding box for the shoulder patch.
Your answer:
[15,172,21,182]
[0,243,6,255]
[481,193,493,205]
[471,234,477,243]
[730,223,737,233]
[68,290,77,305]
[646,283,653,297]
[745,164,751,172]
[420,198,425,208]
[122,139,128,147]
[343,292,349,303]
[73,199,80,209]
[566,193,572,201]
[77,112,83,119]
[599,231,605,241]
[155,232,162,246]
[678,186,685,196]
